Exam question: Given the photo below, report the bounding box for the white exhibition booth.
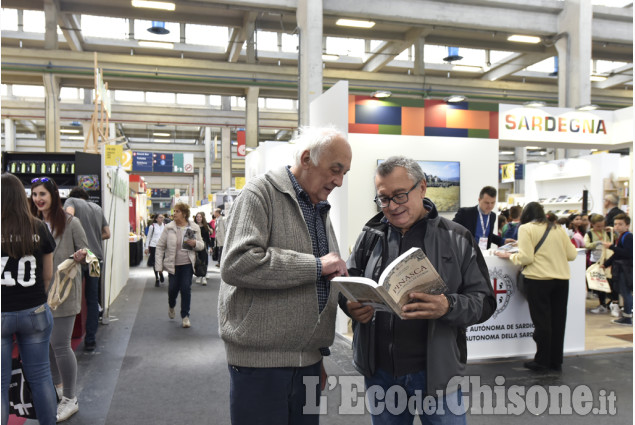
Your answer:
[245,81,632,361]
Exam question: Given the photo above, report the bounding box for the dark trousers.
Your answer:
[84,262,102,344]
[168,264,193,318]
[525,277,569,368]
[228,361,321,425]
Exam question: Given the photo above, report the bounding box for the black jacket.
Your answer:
[339,198,495,395]
[453,205,504,248]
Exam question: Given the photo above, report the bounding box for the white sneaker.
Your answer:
[168,307,175,319]
[610,302,621,317]
[589,305,608,314]
[56,396,78,422]
[182,316,191,328]
[201,277,207,286]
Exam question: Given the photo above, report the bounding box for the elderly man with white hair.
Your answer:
[603,193,625,227]
[218,126,352,425]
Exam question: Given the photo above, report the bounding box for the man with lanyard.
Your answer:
[453,186,514,249]
[602,214,633,325]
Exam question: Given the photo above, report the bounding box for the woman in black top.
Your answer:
[194,212,211,285]
[1,173,58,425]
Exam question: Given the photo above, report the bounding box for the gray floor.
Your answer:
[47,266,632,425]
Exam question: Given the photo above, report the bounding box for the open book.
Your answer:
[333,247,448,319]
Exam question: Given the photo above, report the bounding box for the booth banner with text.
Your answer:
[499,104,612,144]
[104,145,123,167]
[132,151,153,172]
[500,162,515,183]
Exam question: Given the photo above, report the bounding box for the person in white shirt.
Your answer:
[145,214,166,286]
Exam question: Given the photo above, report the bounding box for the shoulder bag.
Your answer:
[517,224,552,297]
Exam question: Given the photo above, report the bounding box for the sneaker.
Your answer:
[168,307,175,319]
[589,305,608,314]
[202,278,207,286]
[84,341,96,351]
[611,316,632,326]
[56,396,78,422]
[610,302,621,317]
[182,317,191,328]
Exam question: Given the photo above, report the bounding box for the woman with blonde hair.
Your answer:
[155,203,204,328]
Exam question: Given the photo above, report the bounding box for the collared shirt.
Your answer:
[286,167,331,356]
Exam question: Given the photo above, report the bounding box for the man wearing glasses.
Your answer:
[339,156,495,425]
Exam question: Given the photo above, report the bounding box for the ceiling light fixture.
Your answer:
[60,129,81,134]
[526,146,542,150]
[444,95,466,103]
[443,47,463,62]
[523,100,546,107]
[577,104,598,111]
[336,18,375,28]
[131,0,175,11]
[499,151,514,155]
[590,75,607,82]
[321,54,339,62]
[153,132,171,137]
[138,40,174,49]
[371,90,392,98]
[507,35,541,44]
[68,136,85,141]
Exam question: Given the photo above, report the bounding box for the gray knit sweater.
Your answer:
[218,166,341,368]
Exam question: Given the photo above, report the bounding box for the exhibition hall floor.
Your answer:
[11,266,632,425]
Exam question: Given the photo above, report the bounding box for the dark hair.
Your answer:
[520,202,547,225]
[509,205,522,220]
[68,186,89,200]
[479,186,497,199]
[545,212,558,223]
[614,213,631,226]
[30,177,67,238]
[195,211,210,232]
[556,217,570,227]
[2,173,41,258]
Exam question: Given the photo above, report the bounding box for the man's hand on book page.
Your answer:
[320,252,348,279]
[401,293,449,320]
[346,301,374,324]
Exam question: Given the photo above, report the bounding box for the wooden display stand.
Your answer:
[604,177,630,214]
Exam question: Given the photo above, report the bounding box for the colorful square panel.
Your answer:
[402,107,425,136]
[355,105,402,125]
[446,109,490,130]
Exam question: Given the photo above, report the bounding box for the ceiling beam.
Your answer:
[227,11,258,63]
[57,12,84,51]
[481,52,554,82]
[362,28,431,73]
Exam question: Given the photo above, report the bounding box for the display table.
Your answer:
[129,239,144,267]
[467,249,586,360]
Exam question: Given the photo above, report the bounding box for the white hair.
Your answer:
[292,126,348,166]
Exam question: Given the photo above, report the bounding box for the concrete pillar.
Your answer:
[109,123,116,143]
[204,126,212,197]
[514,147,527,194]
[246,28,256,64]
[245,87,259,149]
[197,166,204,201]
[43,0,58,50]
[296,0,323,126]
[556,0,592,108]
[4,119,16,152]
[43,74,60,152]
[414,36,425,76]
[221,127,231,190]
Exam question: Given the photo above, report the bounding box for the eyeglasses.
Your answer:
[374,180,422,208]
[31,177,51,184]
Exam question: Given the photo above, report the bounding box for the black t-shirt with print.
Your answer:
[1,221,56,312]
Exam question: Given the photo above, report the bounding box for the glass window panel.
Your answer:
[395,46,412,61]
[281,33,298,53]
[176,93,206,105]
[60,87,80,100]
[23,10,45,33]
[265,98,295,110]
[209,95,222,106]
[187,24,228,47]
[489,50,515,65]
[256,30,279,51]
[424,45,448,64]
[82,15,128,39]
[12,85,45,98]
[595,60,628,74]
[114,90,144,103]
[146,92,176,104]
[451,47,485,66]
[325,37,364,57]
[526,57,556,73]
[134,20,179,43]
[2,9,18,31]
[1,84,7,96]
[232,96,246,108]
[369,40,383,52]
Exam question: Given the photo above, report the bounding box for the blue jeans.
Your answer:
[84,261,102,344]
[228,361,321,425]
[1,304,57,425]
[168,264,193,318]
[365,368,466,425]
[617,272,633,315]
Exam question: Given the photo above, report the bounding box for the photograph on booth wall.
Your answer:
[378,160,460,212]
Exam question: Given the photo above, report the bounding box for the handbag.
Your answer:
[194,253,207,277]
[586,231,613,293]
[517,224,552,297]
[9,357,37,419]
[212,246,219,262]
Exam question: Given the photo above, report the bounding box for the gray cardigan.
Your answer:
[50,216,89,318]
[218,166,341,368]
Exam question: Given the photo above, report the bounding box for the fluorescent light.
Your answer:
[499,151,514,155]
[526,146,541,150]
[371,90,392,98]
[445,95,465,103]
[60,129,80,134]
[336,18,375,28]
[577,104,598,111]
[153,138,171,143]
[322,54,339,62]
[451,65,482,73]
[131,0,175,11]
[590,75,607,82]
[68,136,85,140]
[507,34,541,44]
[590,149,598,152]
[523,101,546,108]
[153,132,171,137]
[138,40,174,49]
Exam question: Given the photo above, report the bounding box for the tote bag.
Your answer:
[9,357,37,419]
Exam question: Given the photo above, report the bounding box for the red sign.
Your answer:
[236,130,246,157]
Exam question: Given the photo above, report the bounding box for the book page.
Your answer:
[379,247,448,308]
[332,277,395,314]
